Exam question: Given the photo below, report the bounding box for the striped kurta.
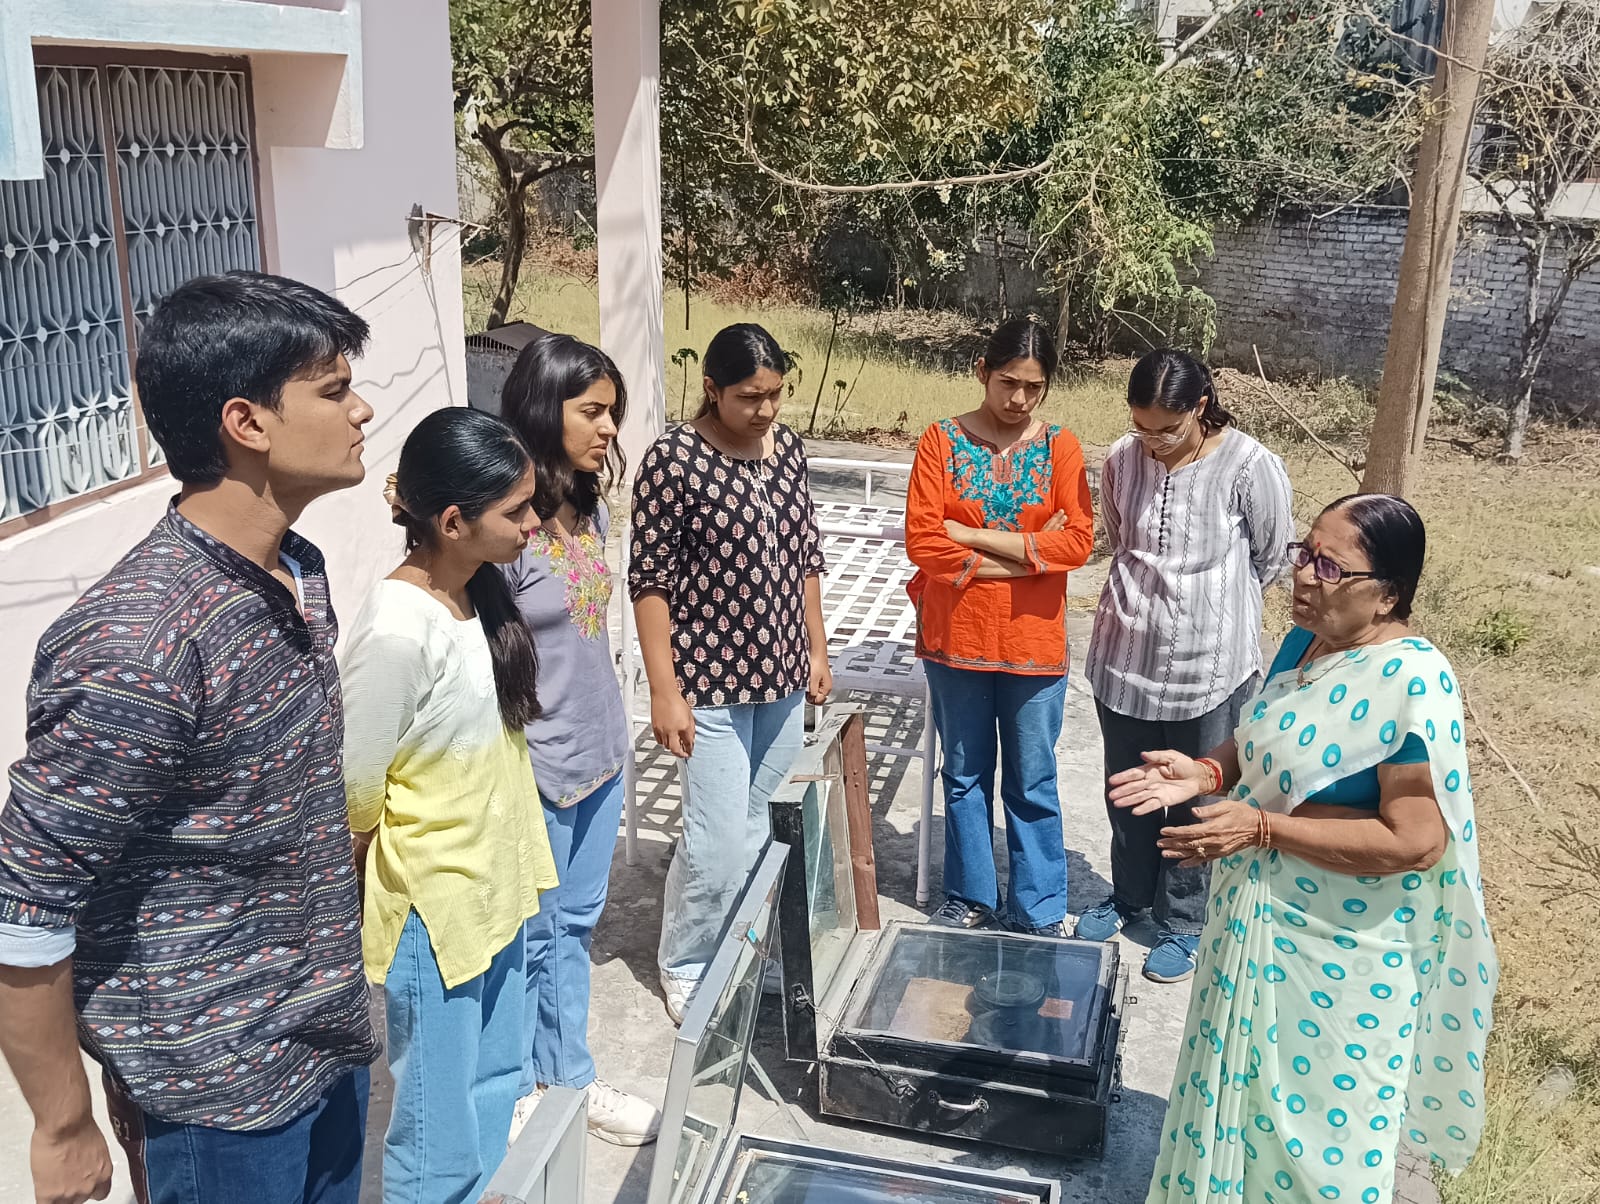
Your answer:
[1086,429,1295,722]
[0,505,380,1129]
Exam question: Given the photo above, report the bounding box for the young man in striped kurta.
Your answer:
[1082,350,1294,985]
[0,273,380,1204]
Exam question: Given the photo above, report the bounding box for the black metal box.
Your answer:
[769,711,1129,1159]
[648,841,1064,1204]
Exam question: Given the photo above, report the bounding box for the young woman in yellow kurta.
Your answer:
[341,407,558,1204]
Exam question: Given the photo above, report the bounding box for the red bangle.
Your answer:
[1198,757,1224,795]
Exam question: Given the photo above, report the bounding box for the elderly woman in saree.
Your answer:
[1111,494,1497,1204]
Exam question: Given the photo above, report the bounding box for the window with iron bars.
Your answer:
[0,53,262,532]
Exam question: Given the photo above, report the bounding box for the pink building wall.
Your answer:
[0,0,467,771]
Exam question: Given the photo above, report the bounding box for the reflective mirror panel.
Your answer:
[722,1148,1046,1204]
[799,738,858,999]
[649,843,788,1204]
[839,925,1112,1065]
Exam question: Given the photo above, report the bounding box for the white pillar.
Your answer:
[592,0,665,467]
[592,0,665,866]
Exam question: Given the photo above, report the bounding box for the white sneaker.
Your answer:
[660,969,698,1026]
[586,1079,662,1147]
[507,1086,545,1148]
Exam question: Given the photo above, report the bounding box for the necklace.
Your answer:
[703,418,779,575]
[1295,638,1345,688]
[709,412,768,460]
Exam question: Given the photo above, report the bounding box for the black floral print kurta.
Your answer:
[628,423,826,707]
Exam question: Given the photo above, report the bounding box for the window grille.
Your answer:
[0,57,260,524]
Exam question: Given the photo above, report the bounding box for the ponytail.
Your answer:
[391,406,543,729]
[466,564,542,727]
[1128,348,1237,432]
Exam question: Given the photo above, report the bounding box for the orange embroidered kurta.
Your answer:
[906,418,1095,675]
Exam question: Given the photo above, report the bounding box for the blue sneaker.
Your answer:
[1143,933,1200,983]
[1074,897,1137,942]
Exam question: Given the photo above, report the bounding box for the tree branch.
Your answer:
[739,123,1053,194]
[733,0,1257,197]
[1253,346,1364,483]
[1154,0,1252,79]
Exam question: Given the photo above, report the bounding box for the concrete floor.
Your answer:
[0,438,1437,1203]
[563,609,1183,1204]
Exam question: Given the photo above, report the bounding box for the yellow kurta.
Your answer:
[340,579,558,988]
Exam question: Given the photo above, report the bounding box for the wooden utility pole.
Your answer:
[1361,0,1498,497]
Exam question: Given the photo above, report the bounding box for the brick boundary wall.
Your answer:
[1194,204,1600,416]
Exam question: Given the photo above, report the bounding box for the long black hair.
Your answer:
[980,317,1058,391]
[392,407,541,727]
[500,333,628,521]
[695,323,790,419]
[1324,493,1427,621]
[1127,348,1237,432]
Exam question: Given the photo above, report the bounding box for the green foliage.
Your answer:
[1156,2,1420,222]
[450,0,593,162]
[450,0,1425,344]
[659,0,1052,305]
[1024,0,1217,352]
[1469,607,1533,658]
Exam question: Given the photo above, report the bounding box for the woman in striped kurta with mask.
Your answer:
[1079,349,1295,984]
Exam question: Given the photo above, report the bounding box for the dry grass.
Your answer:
[1437,1026,1600,1204]
[483,265,1600,1199]
[462,261,1129,448]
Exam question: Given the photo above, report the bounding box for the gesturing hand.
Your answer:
[1158,800,1264,868]
[1107,750,1208,816]
[651,690,696,759]
[31,1115,113,1204]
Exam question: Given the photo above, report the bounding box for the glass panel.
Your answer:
[0,66,137,520]
[651,844,787,1204]
[725,1149,1043,1204]
[841,926,1110,1064]
[800,740,857,999]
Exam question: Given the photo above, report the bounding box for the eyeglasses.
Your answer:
[1129,414,1192,445]
[1287,541,1378,585]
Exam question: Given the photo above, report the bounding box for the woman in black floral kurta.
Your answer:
[629,323,830,1025]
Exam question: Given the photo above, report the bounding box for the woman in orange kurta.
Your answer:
[906,318,1095,935]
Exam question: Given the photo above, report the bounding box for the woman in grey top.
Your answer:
[499,334,660,1146]
[1080,349,1294,984]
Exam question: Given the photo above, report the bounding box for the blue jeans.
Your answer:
[658,691,805,981]
[924,662,1069,928]
[520,770,624,1094]
[382,911,524,1204]
[107,1068,368,1204]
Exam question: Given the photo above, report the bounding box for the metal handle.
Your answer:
[932,1092,989,1115]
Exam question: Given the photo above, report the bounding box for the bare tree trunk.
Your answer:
[488,184,530,329]
[1054,277,1072,352]
[1503,234,1547,462]
[1502,237,1597,460]
[478,127,527,330]
[995,227,1008,319]
[1360,0,1496,497]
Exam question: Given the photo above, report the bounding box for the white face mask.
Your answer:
[1132,412,1194,455]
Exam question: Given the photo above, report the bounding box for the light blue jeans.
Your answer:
[657,691,805,982]
[382,911,524,1204]
[520,770,624,1095]
[924,662,1070,929]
